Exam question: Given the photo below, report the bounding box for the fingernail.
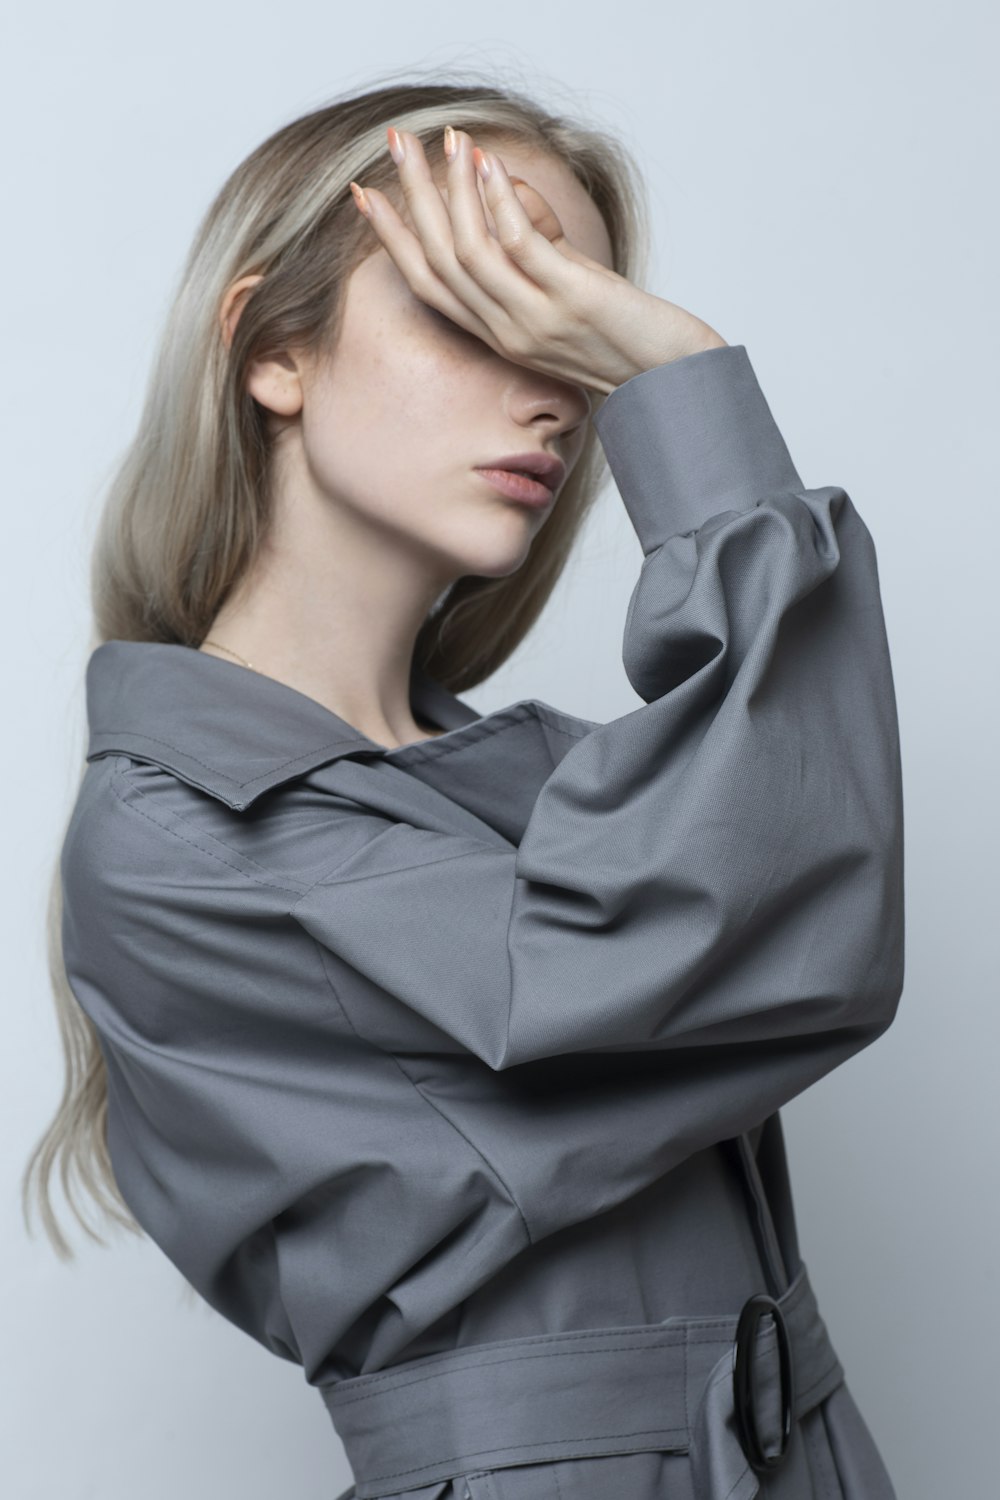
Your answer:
[473,147,491,182]
[350,181,371,216]
[387,126,405,165]
[444,125,456,161]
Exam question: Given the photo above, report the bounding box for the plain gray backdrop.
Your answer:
[4,2,997,1497]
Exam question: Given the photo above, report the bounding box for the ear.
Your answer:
[219,273,264,349]
[219,272,304,418]
[245,349,305,418]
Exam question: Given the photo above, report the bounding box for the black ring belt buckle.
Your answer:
[732,1293,795,1473]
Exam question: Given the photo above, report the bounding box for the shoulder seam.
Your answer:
[289,838,490,910]
[300,929,536,1248]
[109,758,306,897]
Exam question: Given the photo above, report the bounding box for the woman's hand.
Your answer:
[349,127,727,397]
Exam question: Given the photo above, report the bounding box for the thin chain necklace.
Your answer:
[201,638,258,673]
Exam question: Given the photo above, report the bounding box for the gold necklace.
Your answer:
[201,638,258,673]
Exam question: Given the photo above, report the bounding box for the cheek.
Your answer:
[329,320,475,435]
[299,356,478,518]
[297,283,501,519]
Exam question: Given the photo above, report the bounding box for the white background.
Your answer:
[3,2,997,1496]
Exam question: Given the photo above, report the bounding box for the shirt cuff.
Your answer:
[591,344,805,554]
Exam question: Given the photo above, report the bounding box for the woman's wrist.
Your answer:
[600,302,729,389]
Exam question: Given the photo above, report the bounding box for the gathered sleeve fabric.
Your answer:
[291,344,905,1084]
[60,343,906,1380]
[59,763,500,1380]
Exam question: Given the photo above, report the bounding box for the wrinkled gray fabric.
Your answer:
[61,344,904,1498]
[322,1253,846,1500]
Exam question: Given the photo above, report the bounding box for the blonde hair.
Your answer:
[22,67,651,1258]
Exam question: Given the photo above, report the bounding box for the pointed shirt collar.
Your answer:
[84,639,488,811]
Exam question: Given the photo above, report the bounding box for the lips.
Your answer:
[475,469,554,507]
[474,450,566,493]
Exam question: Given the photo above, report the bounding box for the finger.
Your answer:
[503,176,565,244]
[502,173,612,271]
[353,183,497,343]
[443,130,546,319]
[390,128,510,330]
[473,149,579,293]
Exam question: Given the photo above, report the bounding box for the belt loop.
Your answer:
[721,1131,791,1300]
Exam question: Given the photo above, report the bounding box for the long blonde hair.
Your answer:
[22,67,651,1258]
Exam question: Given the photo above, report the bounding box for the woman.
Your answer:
[25,77,904,1500]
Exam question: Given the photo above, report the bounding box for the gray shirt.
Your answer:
[61,344,904,1499]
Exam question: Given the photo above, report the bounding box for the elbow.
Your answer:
[878,943,906,1031]
[830,840,904,1042]
[850,888,905,1037]
[852,806,905,1034]
[865,961,905,1039]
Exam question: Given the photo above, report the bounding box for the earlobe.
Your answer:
[245,353,305,417]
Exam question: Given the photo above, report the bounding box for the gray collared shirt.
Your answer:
[61,345,904,1497]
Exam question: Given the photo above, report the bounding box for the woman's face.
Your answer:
[277,142,616,589]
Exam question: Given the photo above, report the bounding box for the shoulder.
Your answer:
[59,755,380,1098]
[62,752,386,916]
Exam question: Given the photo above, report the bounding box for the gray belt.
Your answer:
[320,1254,845,1500]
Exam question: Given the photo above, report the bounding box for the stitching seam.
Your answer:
[292,841,492,906]
[92,702,592,787]
[357,1430,692,1486]
[110,759,305,895]
[300,933,534,1248]
[386,704,593,767]
[93,731,356,789]
[326,1308,810,1405]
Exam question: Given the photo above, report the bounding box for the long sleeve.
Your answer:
[61,342,906,1379]
[291,344,905,1079]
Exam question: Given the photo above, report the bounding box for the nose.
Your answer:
[506,370,593,441]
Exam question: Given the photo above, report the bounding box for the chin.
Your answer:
[435,522,538,580]
[455,542,535,580]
